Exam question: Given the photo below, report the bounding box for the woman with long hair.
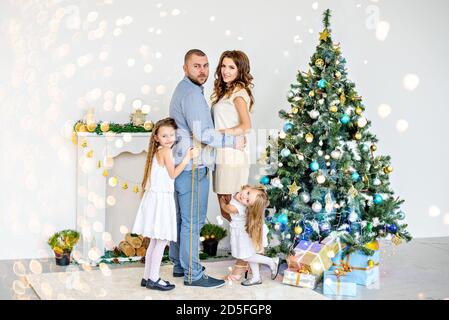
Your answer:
[211,50,255,281]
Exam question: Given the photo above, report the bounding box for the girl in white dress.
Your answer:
[133,118,198,291]
[219,185,281,286]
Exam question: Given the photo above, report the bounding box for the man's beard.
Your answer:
[188,75,208,86]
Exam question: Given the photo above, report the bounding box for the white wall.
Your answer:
[1,0,448,260]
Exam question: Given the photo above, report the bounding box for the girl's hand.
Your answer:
[182,147,199,164]
[187,147,199,159]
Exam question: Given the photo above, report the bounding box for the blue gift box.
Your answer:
[331,250,380,286]
[323,270,357,297]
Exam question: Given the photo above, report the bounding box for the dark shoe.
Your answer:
[146,278,175,291]
[173,266,205,278]
[141,278,147,287]
[184,274,225,288]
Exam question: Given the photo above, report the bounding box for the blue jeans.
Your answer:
[169,167,209,282]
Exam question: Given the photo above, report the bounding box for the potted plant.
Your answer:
[200,223,227,257]
[47,229,80,266]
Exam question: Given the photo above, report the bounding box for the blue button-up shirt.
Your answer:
[169,76,235,171]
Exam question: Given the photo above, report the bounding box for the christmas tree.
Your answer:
[262,9,412,257]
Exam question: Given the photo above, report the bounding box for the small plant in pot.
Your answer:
[200,223,227,257]
[47,229,80,266]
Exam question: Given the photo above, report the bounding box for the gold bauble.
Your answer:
[102,169,108,177]
[122,182,128,190]
[392,235,402,246]
[144,121,154,131]
[355,107,363,115]
[100,122,110,132]
[367,260,375,268]
[305,133,314,143]
[370,144,377,152]
[294,226,303,235]
[71,132,77,145]
[315,58,324,68]
[383,166,393,174]
[364,240,379,251]
[329,105,338,113]
[292,107,299,114]
[354,132,362,140]
[133,185,139,193]
[362,175,369,184]
[79,124,87,132]
[74,122,82,132]
[86,150,94,158]
[309,91,315,97]
[335,71,341,79]
[87,123,97,132]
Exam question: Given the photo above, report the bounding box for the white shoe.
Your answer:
[271,257,280,280]
[241,278,262,286]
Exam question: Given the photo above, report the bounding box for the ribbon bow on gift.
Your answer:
[340,260,353,272]
[298,265,310,275]
[333,268,347,295]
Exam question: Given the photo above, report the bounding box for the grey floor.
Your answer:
[1,237,448,300]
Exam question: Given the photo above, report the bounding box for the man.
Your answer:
[169,49,246,288]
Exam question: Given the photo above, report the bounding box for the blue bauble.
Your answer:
[340,114,350,124]
[373,194,383,204]
[283,122,294,132]
[304,226,313,234]
[388,224,398,233]
[260,176,270,185]
[317,79,327,89]
[281,148,291,158]
[352,172,360,181]
[278,214,288,225]
[266,216,272,222]
[309,161,320,171]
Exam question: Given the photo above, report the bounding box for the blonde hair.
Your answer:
[211,50,255,112]
[141,118,177,193]
[242,185,270,252]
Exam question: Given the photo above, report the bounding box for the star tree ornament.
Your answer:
[263,9,411,257]
[288,181,300,195]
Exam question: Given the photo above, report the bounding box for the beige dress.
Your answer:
[212,88,251,194]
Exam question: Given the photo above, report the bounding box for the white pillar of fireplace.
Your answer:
[76,132,151,263]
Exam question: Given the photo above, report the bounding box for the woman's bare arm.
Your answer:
[218,97,251,136]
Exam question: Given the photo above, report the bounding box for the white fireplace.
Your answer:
[75,132,151,263]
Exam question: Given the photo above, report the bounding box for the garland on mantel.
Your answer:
[73,120,154,136]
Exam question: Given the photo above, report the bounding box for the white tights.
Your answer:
[243,254,274,281]
[143,238,168,284]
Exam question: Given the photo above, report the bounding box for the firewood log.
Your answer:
[142,237,151,249]
[119,240,135,257]
[125,233,143,248]
[136,247,146,257]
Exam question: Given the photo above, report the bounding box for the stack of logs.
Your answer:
[118,233,151,257]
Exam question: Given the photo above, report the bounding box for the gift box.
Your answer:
[282,268,319,289]
[320,233,345,260]
[323,270,357,297]
[289,240,333,277]
[331,247,380,286]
